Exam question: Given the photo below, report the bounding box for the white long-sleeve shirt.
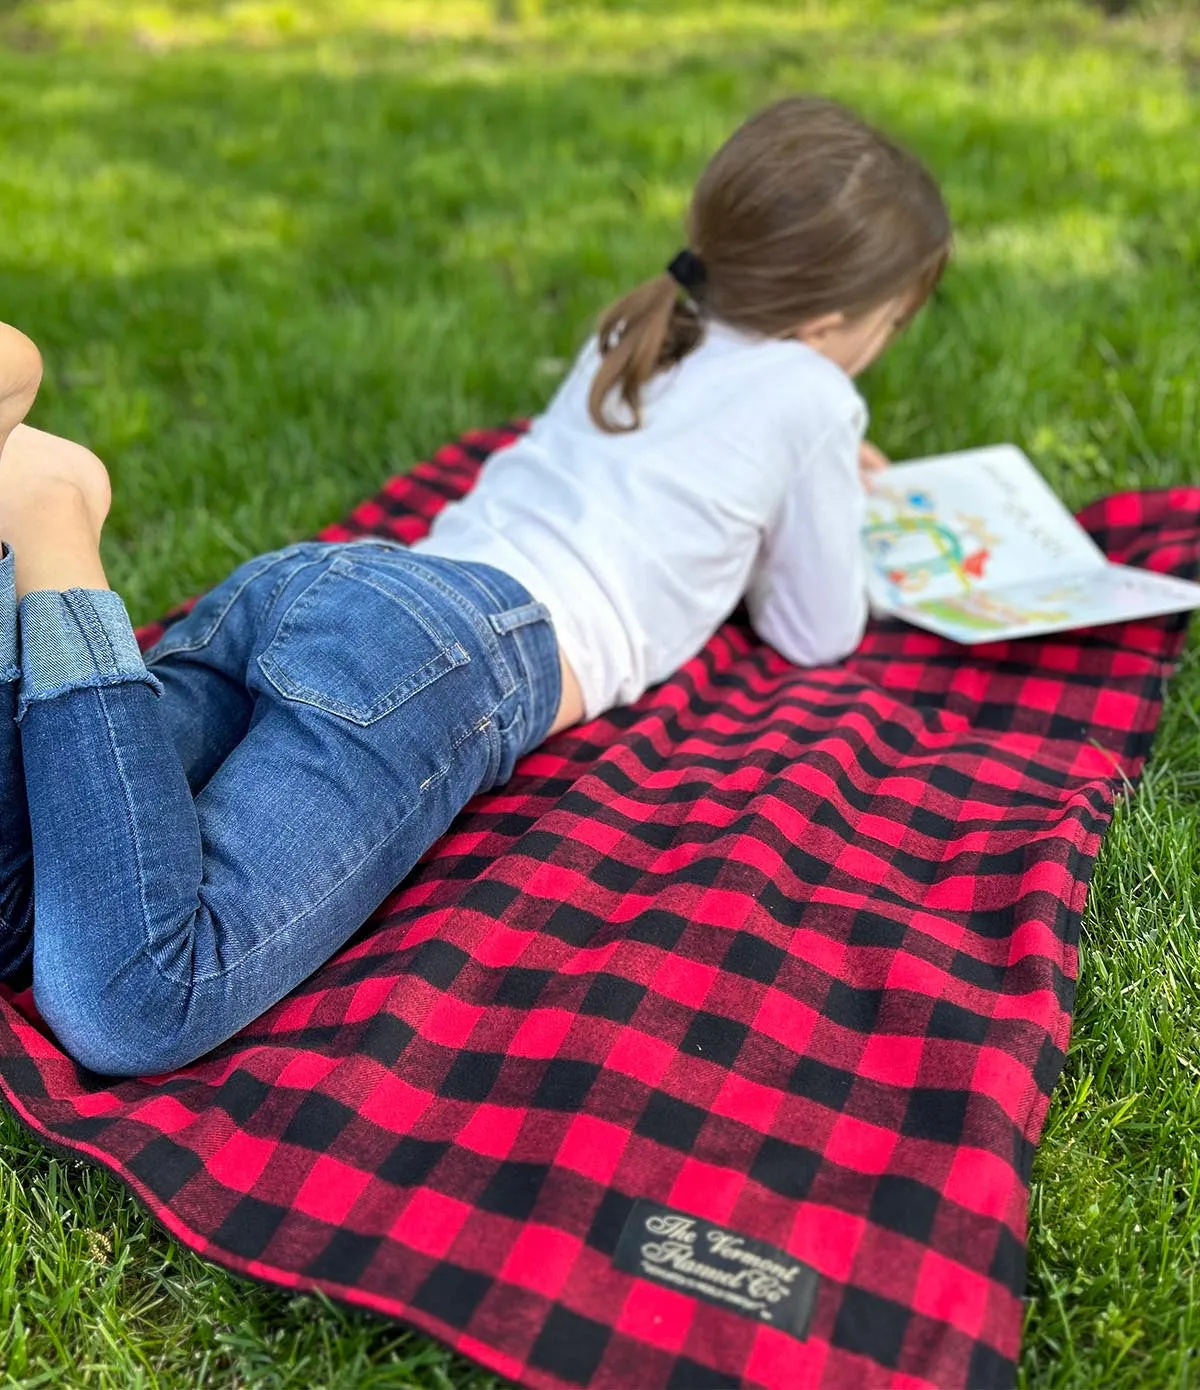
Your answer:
[413,319,869,720]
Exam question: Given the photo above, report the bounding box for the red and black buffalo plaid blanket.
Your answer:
[1,425,1197,1390]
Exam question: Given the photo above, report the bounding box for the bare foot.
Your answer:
[0,323,111,536]
[1,426,112,537]
[0,323,43,453]
[0,326,113,595]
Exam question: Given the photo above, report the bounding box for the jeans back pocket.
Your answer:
[257,552,470,726]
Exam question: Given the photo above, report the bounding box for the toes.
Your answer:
[0,324,42,386]
[0,326,43,439]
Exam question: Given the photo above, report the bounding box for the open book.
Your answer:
[862,445,1200,644]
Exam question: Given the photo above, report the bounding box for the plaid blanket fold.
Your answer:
[1,425,1196,1390]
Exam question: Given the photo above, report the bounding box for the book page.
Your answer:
[892,563,1200,645]
[864,445,1105,612]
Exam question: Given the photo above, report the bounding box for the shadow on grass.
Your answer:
[0,4,1191,603]
[0,16,1194,392]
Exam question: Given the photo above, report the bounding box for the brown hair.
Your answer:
[588,96,952,432]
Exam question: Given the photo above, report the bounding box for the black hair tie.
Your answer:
[666,249,706,293]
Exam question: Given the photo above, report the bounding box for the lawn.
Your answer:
[1,0,1200,1385]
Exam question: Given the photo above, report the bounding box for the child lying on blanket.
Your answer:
[0,95,951,1075]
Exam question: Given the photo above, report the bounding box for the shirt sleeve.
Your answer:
[744,411,869,668]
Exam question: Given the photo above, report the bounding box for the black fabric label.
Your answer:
[613,1200,818,1339]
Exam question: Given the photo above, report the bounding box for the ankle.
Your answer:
[3,482,108,601]
[10,542,109,603]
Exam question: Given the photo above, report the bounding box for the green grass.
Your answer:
[1,0,1199,1384]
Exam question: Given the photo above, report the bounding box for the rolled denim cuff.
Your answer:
[0,546,16,684]
[17,586,162,720]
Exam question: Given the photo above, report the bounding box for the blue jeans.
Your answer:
[0,540,560,1076]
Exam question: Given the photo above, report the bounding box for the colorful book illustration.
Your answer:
[862,445,1200,644]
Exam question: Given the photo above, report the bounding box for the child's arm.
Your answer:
[745,417,868,667]
[858,439,890,481]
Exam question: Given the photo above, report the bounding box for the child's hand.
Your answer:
[858,440,890,485]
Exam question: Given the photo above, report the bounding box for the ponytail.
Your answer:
[587,275,705,434]
[584,97,952,436]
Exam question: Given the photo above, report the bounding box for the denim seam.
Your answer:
[330,558,465,655]
[421,703,501,794]
[459,564,554,716]
[494,574,558,742]
[448,561,552,735]
[397,556,508,658]
[503,625,547,745]
[68,590,119,670]
[0,559,16,675]
[401,557,510,673]
[145,543,317,663]
[365,555,535,727]
[92,680,163,996]
[259,547,332,636]
[0,664,18,684]
[438,560,523,698]
[447,557,514,629]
